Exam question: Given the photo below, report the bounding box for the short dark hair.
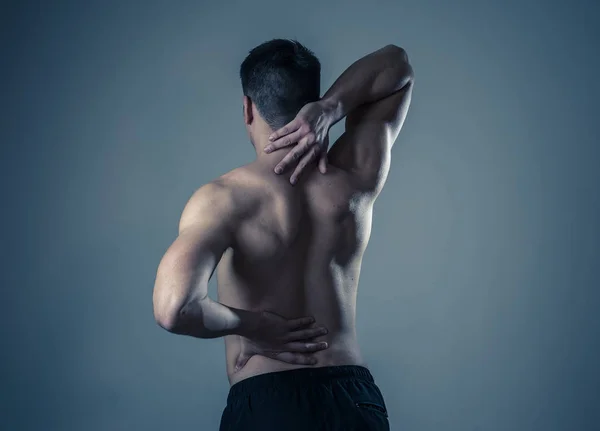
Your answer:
[240,39,321,129]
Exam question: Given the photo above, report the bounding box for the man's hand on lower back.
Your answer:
[234,310,329,372]
[264,99,337,184]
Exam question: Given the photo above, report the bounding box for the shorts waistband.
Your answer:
[227,365,373,402]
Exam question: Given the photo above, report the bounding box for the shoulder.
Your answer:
[178,168,259,233]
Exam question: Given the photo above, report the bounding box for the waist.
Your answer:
[227,334,364,386]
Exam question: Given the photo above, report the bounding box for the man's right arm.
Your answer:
[266,44,414,190]
[323,44,414,194]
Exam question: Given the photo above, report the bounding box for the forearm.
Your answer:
[153,260,259,339]
[167,295,259,339]
[321,44,413,124]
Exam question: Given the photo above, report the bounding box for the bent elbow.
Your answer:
[153,285,184,333]
[382,45,413,88]
[384,44,409,62]
[154,307,180,333]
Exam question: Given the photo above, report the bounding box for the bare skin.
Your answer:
[217,161,370,384]
[153,44,414,387]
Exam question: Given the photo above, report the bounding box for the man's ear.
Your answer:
[242,96,253,125]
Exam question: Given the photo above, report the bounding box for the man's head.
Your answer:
[240,39,320,148]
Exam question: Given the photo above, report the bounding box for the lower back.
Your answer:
[228,332,366,386]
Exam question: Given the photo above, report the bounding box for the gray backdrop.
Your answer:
[2,1,599,430]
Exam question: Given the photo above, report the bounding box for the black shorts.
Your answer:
[219,365,390,430]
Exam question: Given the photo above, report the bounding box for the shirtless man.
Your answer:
[153,39,414,430]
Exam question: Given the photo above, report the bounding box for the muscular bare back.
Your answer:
[215,162,374,384]
[154,45,413,404]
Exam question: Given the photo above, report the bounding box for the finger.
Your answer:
[285,326,328,342]
[265,129,303,153]
[268,120,300,142]
[287,316,315,330]
[274,134,314,174]
[290,147,319,185]
[318,151,328,174]
[272,352,318,366]
[284,341,329,353]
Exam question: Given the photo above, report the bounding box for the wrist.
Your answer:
[233,308,261,338]
[319,97,343,126]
